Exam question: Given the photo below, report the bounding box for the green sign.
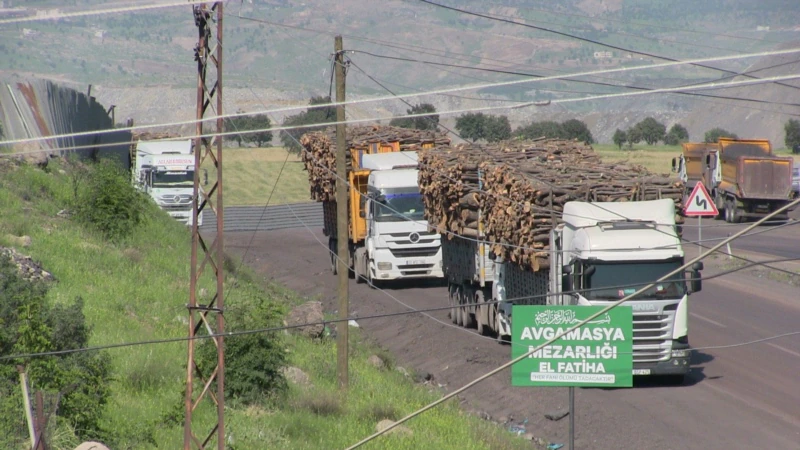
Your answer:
[511,305,633,387]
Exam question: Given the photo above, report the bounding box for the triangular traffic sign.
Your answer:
[683,182,719,217]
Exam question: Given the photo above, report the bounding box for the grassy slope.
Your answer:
[0,160,530,449]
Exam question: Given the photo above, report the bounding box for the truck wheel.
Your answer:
[461,284,476,329]
[354,248,366,284]
[329,238,338,275]
[475,290,489,336]
[449,284,459,325]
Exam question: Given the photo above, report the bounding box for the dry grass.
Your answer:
[201,147,310,206]
[593,144,681,175]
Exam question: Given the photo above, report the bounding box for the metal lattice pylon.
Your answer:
[185,3,225,449]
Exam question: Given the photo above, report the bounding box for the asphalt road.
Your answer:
[223,226,800,449]
[681,207,800,260]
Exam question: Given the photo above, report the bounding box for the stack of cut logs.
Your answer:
[419,138,685,272]
[300,125,449,202]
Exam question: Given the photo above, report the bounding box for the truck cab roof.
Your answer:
[136,139,193,155]
[369,169,419,190]
[360,151,418,171]
[563,199,683,261]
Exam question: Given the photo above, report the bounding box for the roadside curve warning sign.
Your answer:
[511,305,633,388]
[684,182,719,217]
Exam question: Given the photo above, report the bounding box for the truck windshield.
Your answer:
[153,170,194,188]
[583,260,686,301]
[374,190,425,222]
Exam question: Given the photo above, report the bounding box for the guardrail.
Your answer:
[200,202,323,232]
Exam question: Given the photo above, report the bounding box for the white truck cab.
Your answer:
[132,139,204,227]
[359,152,443,283]
[493,199,702,382]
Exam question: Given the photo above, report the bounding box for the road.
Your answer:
[222,224,800,449]
[681,207,800,260]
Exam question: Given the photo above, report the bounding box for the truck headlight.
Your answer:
[671,349,690,358]
[377,262,392,270]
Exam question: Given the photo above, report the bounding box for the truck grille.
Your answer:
[632,313,672,362]
[397,263,435,276]
[386,231,438,245]
[390,247,439,258]
[159,194,193,205]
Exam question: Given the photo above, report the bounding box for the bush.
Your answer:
[704,127,738,143]
[75,158,149,242]
[197,281,288,405]
[0,256,112,442]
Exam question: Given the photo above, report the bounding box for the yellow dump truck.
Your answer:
[674,138,794,222]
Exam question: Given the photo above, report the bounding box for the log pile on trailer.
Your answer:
[419,138,685,272]
[299,125,449,202]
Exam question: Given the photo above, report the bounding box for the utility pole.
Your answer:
[185,3,225,450]
[334,35,349,391]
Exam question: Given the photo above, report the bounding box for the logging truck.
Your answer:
[324,151,444,285]
[131,139,205,227]
[672,138,795,222]
[445,199,702,383]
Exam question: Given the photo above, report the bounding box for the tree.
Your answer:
[484,115,512,142]
[784,119,800,149]
[280,96,336,153]
[561,119,594,144]
[454,113,511,142]
[631,117,666,145]
[389,103,439,131]
[514,121,564,140]
[626,126,642,148]
[612,129,627,150]
[664,123,689,145]
[228,113,272,147]
[704,127,738,143]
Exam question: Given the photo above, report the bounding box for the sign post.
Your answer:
[683,182,719,256]
[512,305,633,449]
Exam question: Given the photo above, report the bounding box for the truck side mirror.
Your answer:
[690,271,702,293]
[584,265,596,277]
[692,261,704,271]
[562,265,573,292]
[360,209,366,218]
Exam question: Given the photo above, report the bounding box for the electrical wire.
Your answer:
[2,252,795,362]
[412,0,800,94]
[4,45,799,149]
[349,49,800,109]
[343,195,800,449]
[0,0,209,25]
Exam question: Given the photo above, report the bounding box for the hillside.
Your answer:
[2,1,799,145]
[0,157,533,449]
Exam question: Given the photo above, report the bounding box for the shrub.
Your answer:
[197,281,288,405]
[0,256,112,442]
[75,158,148,242]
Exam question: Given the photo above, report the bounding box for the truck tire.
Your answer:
[461,284,476,329]
[713,191,725,221]
[354,248,367,284]
[475,290,490,336]
[329,238,338,275]
[448,284,459,324]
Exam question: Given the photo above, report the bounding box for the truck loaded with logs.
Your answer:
[419,139,702,382]
[300,125,450,285]
[672,138,795,222]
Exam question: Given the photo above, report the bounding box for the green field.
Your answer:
[0,159,532,449]
[202,147,311,206]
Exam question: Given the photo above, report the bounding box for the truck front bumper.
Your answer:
[370,249,444,281]
[633,341,691,376]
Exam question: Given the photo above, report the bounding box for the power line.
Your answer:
[0,0,208,25]
[2,253,795,361]
[502,4,781,44]
[413,0,800,94]
[343,195,800,449]
[350,49,800,109]
[3,46,799,150]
